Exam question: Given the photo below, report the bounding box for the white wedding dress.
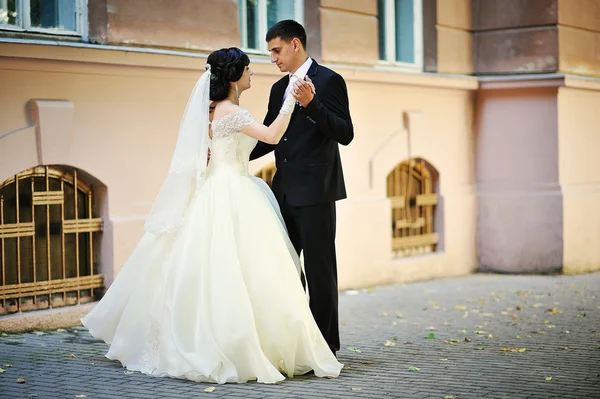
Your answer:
[81,108,343,384]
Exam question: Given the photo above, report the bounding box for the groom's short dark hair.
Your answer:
[266,20,307,49]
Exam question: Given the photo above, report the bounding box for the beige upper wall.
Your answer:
[104,0,241,50]
[437,0,471,30]
[557,0,600,77]
[319,2,378,65]
[558,0,600,31]
[436,0,473,75]
[320,0,377,15]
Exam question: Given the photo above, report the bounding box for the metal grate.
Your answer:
[255,163,277,188]
[0,166,104,315]
[387,159,438,257]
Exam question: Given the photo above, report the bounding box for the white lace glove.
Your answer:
[279,94,297,115]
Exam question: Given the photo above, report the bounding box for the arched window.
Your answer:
[387,159,439,258]
[255,163,277,187]
[0,166,104,315]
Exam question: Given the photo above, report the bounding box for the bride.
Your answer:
[81,47,343,384]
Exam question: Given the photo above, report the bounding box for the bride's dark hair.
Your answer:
[207,47,250,102]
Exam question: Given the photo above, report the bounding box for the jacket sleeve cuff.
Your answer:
[304,96,320,119]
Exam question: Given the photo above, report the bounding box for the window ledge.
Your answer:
[479,73,600,92]
[334,64,479,91]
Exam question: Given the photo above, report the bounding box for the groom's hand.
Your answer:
[292,77,315,107]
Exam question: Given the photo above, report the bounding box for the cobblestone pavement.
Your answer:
[1,272,599,399]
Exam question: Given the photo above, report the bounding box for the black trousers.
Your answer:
[280,198,340,353]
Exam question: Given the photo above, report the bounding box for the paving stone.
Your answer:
[1,273,599,398]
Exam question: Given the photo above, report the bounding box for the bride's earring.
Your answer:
[235,84,240,100]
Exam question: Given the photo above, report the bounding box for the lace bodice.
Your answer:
[208,108,257,177]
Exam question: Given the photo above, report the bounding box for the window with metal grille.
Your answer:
[255,163,277,188]
[387,158,438,257]
[0,166,103,315]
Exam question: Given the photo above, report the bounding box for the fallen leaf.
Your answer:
[395,312,403,319]
[450,339,461,343]
[516,306,523,311]
[33,331,44,336]
[464,337,472,342]
[545,377,552,381]
[455,305,466,310]
[56,329,67,333]
[384,340,396,347]
[124,371,134,375]
[459,329,467,333]
[518,348,526,352]
[68,354,76,358]
[74,395,86,398]
[2,364,11,367]
[347,347,362,353]
[516,335,521,339]
[427,333,436,340]
[474,347,485,350]
[488,334,493,339]
[351,388,361,391]
[16,378,27,383]
[362,361,373,364]
[204,387,216,393]
[426,326,438,331]
[444,396,457,399]
[408,366,421,371]
[0,368,5,373]
[380,311,388,317]
[440,358,448,361]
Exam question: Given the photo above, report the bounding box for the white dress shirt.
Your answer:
[283,57,313,101]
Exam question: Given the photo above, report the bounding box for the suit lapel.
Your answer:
[273,76,289,107]
[291,60,319,118]
[307,59,318,80]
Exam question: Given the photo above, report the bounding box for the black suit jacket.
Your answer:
[250,60,353,207]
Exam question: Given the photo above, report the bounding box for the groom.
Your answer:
[250,20,353,356]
